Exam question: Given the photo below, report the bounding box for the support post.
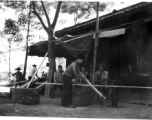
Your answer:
[23,2,32,80]
[8,42,11,80]
[92,2,99,84]
[111,80,118,107]
[45,29,55,97]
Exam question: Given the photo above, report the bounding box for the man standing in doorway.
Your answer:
[61,55,85,108]
[54,65,64,83]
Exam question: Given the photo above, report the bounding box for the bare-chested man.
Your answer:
[61,55,85,108]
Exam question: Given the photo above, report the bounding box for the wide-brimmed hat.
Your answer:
[15,67,21,70]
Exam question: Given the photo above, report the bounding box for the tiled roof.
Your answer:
[55,2,152,36]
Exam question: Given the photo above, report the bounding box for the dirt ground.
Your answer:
[0,95,152,119]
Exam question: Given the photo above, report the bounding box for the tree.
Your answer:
[61,1,109,24]
[2,1,109,96]
[4,18,23,77]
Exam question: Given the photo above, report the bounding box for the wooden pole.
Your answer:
[20,52,48,88]
[82,74,106,100]
[23,1,32,80]
[9,42,11,80]
[92,2,99,84]
[26,52,48,88]
[34,82,152,89]
[45,29,55,97]
[36,81,47,89]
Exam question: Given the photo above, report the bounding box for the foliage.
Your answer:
[61,1,108,24]
[4,18,23,44]
[2,1,110,29]
[4,18,19,35]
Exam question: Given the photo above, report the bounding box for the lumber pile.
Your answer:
[72,86,95,107]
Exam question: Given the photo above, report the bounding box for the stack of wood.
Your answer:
[55,86,62,98]
[10,88,40,105]
[72,86,95,107]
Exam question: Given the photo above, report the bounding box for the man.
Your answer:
[94,64,108,103]
[12,67,23,87]
[54,65,64,83]
[61,55,85,108]
[94,64,108,85]
[52,65,64,98]
[79,66,88,84]
[28,64,39,81]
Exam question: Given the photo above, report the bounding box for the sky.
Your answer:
[0,0,150,73]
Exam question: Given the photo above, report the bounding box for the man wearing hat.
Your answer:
[12,67,23,87]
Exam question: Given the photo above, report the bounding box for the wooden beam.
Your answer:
[92,2,99,84]
[26,52,48,88]
[93,28,125,38]
[23,1,32,79]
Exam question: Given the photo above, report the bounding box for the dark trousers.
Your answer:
[28,76,32,81]
[61,75,72,106]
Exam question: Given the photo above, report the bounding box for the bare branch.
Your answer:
[52,1,62,29]
[41,1,51,28]
[31,1,47,32]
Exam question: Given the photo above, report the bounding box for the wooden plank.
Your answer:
[93,28,125,38]
[92,2,99,84]
[127,100,152,106]
[34,82,152,89]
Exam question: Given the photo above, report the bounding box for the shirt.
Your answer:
[13,72,23,82]
[94,70,108,85]
[28,67,37,77]
[54,71,64,83]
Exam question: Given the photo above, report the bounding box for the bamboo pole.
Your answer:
[20,52,48,88]
[34,82,152,89]
[20,77,39,88]
[23,1,32,79]
[26,52,48,88]
[92,2,99,84]
[0,81,27,87]
[82,74,106,100]
[9,43,11,80]
[36,81,47,89]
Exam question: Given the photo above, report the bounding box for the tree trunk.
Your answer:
[9,44,11,79]
[23,44,28,80]
[45,28,55,97]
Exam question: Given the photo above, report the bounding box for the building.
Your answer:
[29,2,152,102]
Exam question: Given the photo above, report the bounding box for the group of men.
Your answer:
[56,54,108,108]
[12,54,109,108]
